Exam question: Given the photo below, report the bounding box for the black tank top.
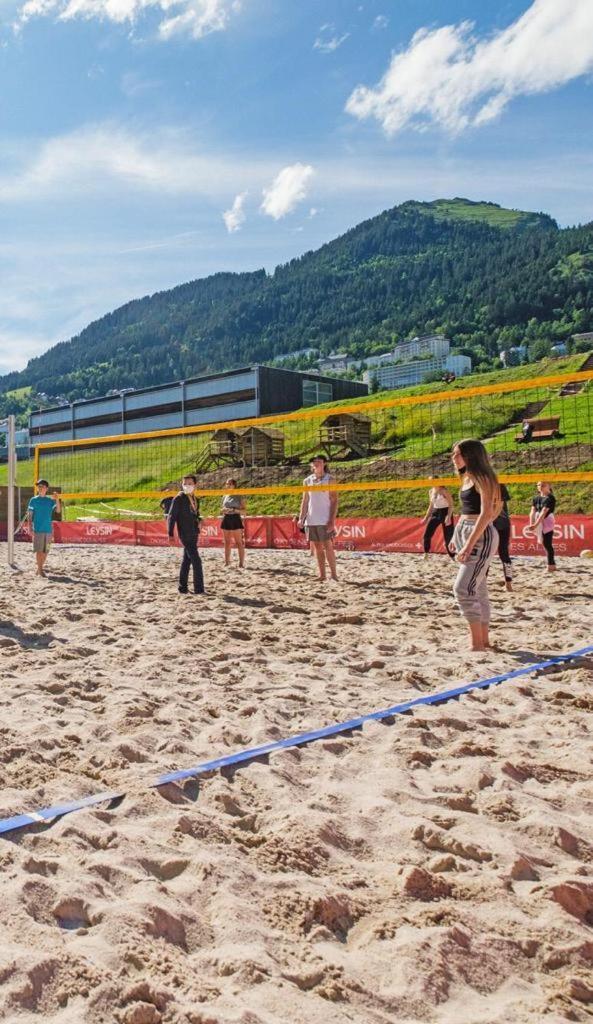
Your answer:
[460,483,481,515]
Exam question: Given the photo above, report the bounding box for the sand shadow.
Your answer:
[222,595,269,609]
[221,753,270,780]
[45,574,103,588]
[506,649,590,672]
[155,779,200,805]
[0,619,57,650]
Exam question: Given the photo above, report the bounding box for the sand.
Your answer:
[0,542,592,1024]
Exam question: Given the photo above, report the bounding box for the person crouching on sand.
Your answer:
[297,455,338,582]
[167,474,205,595]
[27,479,61,578]
[450,440,501,652]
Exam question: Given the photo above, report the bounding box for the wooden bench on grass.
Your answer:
[515,416,560,442]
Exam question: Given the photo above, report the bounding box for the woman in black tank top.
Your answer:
[459,483,482,516]
[450,439,502,651]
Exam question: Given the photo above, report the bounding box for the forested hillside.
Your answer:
[1,198,592,407]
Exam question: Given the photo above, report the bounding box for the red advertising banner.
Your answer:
[272,515,593,557]
[197,517,271,548]
[245,517,272,548]
[53,521,138,545]
[509,516,593,558]
[135,520,175,547]
[5,515,593,557]
[271,517,309,550]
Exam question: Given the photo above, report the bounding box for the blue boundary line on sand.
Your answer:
[1,644,591,837]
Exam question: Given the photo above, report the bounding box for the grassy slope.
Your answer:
[410,198,546,228]
[2,355,592,519]
[4,386,33,400]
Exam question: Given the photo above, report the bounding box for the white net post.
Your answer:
[6,415,16,565]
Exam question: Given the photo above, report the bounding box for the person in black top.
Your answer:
[493,483,513,590]
[167,474,205,594]
[529,481,557,571]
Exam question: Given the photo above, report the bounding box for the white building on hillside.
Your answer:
[363,353,471,390]
[392,334,450,361]
[318,335,452,377]
[317,352,350,372]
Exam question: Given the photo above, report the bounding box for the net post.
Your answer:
[7,415,16,566]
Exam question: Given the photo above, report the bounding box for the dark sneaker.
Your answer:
[178,586,189,594]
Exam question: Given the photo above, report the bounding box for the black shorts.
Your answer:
[221,513,243,531]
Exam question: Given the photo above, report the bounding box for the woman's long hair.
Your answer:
[455,438,502,519]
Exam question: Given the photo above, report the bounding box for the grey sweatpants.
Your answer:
[452,521,499,624]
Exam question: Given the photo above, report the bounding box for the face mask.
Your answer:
[182,484,195,494]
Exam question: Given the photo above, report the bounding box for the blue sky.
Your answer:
[1,0,593,374]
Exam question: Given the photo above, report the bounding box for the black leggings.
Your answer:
[542,529,556,566]
[496,523,512,581]
[179,536,205,593]
[423,509,455,558]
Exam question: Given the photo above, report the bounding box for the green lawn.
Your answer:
[4,385,33,400]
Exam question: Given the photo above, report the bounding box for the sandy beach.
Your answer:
[0,543,592,1023]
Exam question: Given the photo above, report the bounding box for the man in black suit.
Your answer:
[167,474,205,594]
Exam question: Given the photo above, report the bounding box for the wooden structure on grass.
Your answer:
[238,426,285,466]
[319,412,372,459]
[208,428,243,466]
[515,416,560,443]
[195,428,242,471]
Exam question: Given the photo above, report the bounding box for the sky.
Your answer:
[1,0,593,375]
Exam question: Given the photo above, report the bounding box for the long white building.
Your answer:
[363,353,471,390]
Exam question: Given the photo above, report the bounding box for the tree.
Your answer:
[528,338,552,362]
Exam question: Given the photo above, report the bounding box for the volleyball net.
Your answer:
[34,369,593,518]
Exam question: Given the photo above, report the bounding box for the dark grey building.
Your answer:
[29,366,368,446]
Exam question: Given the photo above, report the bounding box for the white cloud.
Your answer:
[313,23,349,53]
[16,0,241,41]
[223,190,248,233]
[372,14,388,31]
[0,125,268,202]
[260,163,314,220]
[346,0,593,135]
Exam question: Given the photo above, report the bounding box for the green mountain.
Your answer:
[1,197,592,409]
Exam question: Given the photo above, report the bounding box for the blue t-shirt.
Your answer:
[28,495,56,533]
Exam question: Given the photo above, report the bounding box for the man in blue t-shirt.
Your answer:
[27,479,61,577]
